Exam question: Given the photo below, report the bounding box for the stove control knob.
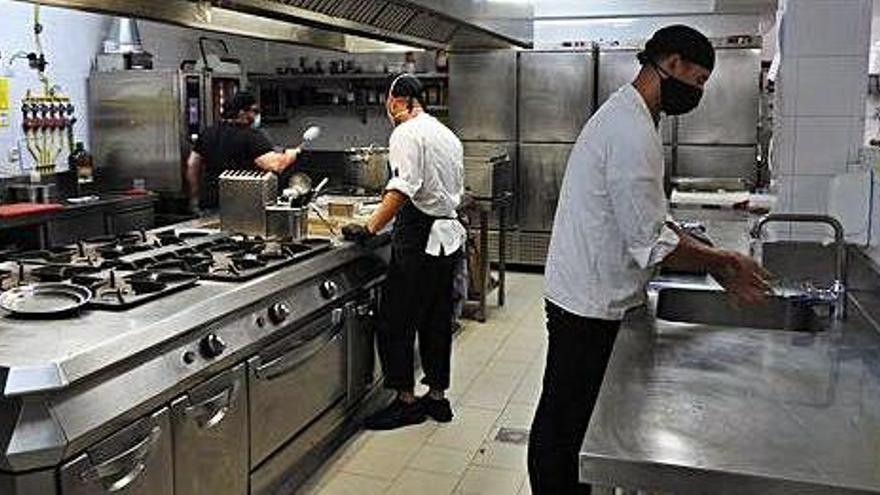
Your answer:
[269,302,291,325]
[320,280,339,300]
[199,333,226,359]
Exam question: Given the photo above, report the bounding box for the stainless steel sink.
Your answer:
[656,288,825,332]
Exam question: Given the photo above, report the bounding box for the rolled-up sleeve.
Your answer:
[385,129,422,198]
[606,132,680,269]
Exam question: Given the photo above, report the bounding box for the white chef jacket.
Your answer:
[544,85,680,321]
[385,112,466,257]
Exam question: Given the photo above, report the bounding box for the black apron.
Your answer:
[392,201,458,256]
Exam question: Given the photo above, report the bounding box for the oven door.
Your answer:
[171,364,248,495]
[247,306,347,468]
[346,288,380,405]
[59,408,173,495]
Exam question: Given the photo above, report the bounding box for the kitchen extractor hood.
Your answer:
[11,0,532,51]
[216,0,533,49]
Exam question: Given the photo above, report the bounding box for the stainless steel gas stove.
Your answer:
[0,227,390,495]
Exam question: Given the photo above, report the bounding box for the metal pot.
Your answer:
[345,147,389,193]
[265,204,308,240]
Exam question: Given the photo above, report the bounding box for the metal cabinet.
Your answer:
[677,49,760,145]
[47,211,106,246]
[59,408,173,495]
[518,51,594,143]
[449,51,518,141]
[248,307,347,468]
[518,143,573,232]
[171,364,248,495]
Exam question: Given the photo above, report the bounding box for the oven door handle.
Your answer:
[184,379,240,430]
[254,322,343,381]
[79,426,161,492]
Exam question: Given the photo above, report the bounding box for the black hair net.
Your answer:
[637,25,715,71]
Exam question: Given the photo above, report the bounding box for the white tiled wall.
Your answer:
[773,0,873,242]
[783,0,872,57]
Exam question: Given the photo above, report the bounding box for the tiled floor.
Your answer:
[299,273,547,495]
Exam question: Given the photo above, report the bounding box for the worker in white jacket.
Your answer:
[529,25,771,495]
[343,74,465,430]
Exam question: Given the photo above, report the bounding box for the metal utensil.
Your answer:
[0,283,92,317]
[302,126,321,144]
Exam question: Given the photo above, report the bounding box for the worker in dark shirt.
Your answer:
[186,91,299,212]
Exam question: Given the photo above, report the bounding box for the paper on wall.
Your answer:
[0,77,9,128]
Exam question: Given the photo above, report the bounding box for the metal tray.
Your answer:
[0,283,92,318]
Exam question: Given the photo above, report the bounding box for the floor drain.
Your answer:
[495,427,530,445]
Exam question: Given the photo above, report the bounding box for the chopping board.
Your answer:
[0,203,64,219]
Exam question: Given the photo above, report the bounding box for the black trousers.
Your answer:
[378,244,459,392]
[528,300,621,495]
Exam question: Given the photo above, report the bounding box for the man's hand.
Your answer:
[342,224,373,244]
[709,251,773,305]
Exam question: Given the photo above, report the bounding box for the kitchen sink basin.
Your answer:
[656,288,825,332]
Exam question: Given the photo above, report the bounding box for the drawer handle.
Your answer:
[254,326,342,381]
[185,379,241,430]
[79,426,161,492]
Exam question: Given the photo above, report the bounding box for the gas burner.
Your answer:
[0,233,335,316]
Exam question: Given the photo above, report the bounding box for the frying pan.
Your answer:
[0,283,92,317]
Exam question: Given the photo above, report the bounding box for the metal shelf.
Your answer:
[249,72,449,83]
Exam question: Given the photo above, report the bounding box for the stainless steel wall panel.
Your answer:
[518,143,572,232]
[518,51,594,143]
[449,51,518,141]
[676,145,758,181]
[89,71,184,195]
[677,49,760,145]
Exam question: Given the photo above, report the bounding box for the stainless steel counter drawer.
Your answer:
[59,408,173,495]
[248,307,347,468]
[172,364,248,495]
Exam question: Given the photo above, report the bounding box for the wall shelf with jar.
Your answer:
[250,72,449,125]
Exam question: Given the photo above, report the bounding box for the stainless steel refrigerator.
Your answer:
[516,50,596,265]
[598,40,760,189]
[450,51,519,258]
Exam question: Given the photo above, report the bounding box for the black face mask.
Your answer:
[653,62,703,116]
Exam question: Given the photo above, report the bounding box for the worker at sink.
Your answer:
[529,25,772,495]
[185,90,300,213]
[342,74,465,430]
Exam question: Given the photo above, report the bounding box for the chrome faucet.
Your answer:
[749,213,847,320]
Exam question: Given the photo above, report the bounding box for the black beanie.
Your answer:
[637,25,715,71]
[388,74,425,105]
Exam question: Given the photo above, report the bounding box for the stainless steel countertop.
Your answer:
[580,282,880,494]
[0,234,377,396]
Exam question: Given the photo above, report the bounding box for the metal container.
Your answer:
[344,147,389,193]
[219,170,277,235]
[464,149,513,200]
[6,183,56,204]
[265,204,308,240]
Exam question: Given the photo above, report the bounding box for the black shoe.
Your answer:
[364,399,427,430]
[419,396,454,423]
